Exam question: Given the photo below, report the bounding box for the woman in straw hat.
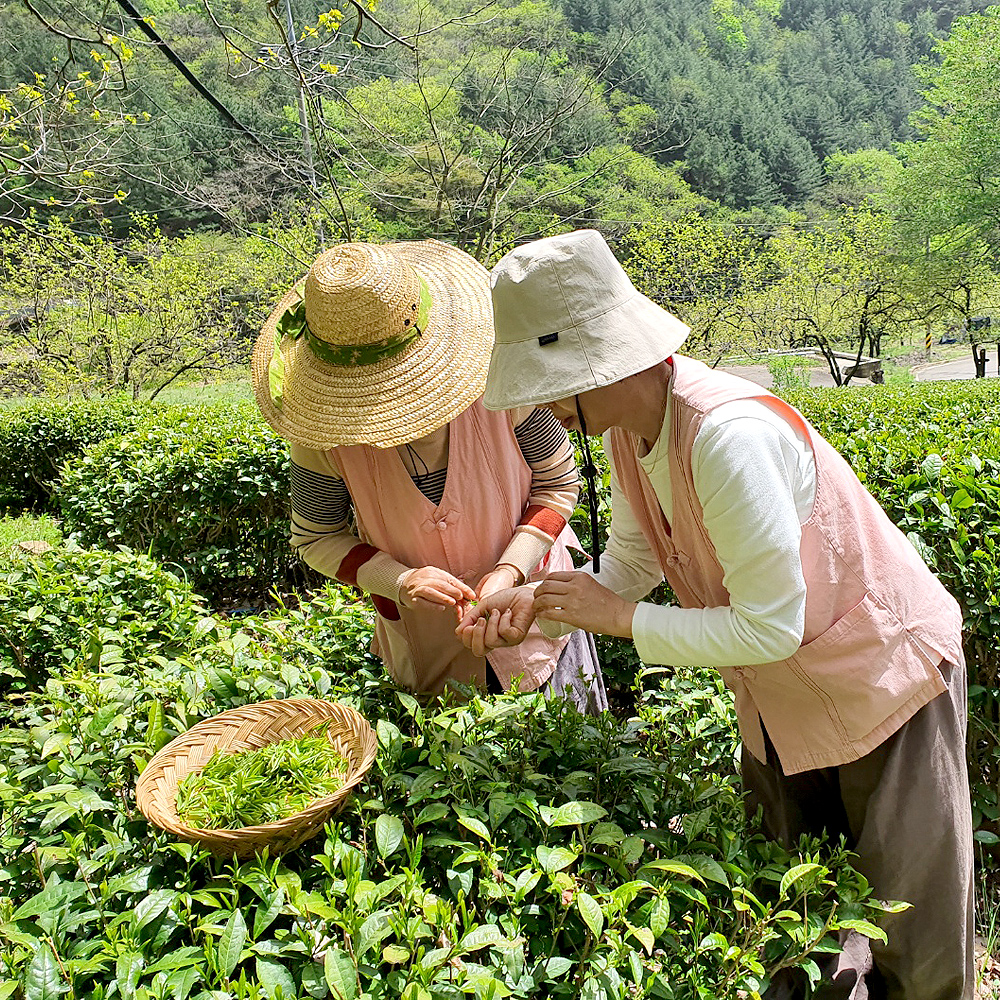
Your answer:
[251,239,606,709]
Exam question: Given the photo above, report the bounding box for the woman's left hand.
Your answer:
[532,571,637,638]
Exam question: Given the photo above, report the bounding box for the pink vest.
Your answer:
[609,356,963,775]
[330,400,573,694]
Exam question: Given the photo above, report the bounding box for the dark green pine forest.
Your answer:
[1,0,993,234]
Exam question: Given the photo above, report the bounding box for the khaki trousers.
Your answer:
[743,655,975,1000]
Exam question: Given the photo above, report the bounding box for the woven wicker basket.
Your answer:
[135,698,377,859]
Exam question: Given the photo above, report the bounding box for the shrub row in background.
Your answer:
[55,403,320,603]
[0,548,887,1000]
[0,397,146,513]
[784,380,1000,844]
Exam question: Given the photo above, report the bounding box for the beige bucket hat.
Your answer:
[484,229,689,411]
[251,240,493,449]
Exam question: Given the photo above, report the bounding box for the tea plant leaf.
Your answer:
[163,968,199,1000]
[23,945,64,1000]
[676,854,729,886]
[300,961,328,998]
[637,859,704,883]
[115,952,142,998]
[779,862,824,897]
[549,801,608,827]
[650,896,670,938]
[217,908,247,979]
[134,888,176,932]
[533,956,575,982]
[256,956,297,998]
[39,802,78,833]
[13,882,88,921]
[382,944,410,964]
[145,700,166,751]
[921,453,944,482]
[629,922,655,954]
[577,891,604,940]
[456,813,491,842]
[589,821,625,845]
[837,918,888,945]
[375,813,404,858]
[459,923,503,952]
[144,947,202,974]
[536,844,577,873]
[697,932,728,952]
[355,910,392,960]
[253,888,285,938]
[609,880,653,908]
[414,802,449,826]
[324,947,358,1000]
[401,986,432,1000]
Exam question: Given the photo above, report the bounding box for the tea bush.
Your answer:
[0,546,210,694]
[56,404,315,603]
[0,397,145,513]
[785,380,1000,843]
[0,551,887,1000]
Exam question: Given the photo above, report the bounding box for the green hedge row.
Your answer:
[54,404,313,602]
[0,397,146,512]
[0,548,884,999]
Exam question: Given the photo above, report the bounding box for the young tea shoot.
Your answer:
[176,728,350,829]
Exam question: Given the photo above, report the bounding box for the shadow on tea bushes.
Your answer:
[1,566,891,1000]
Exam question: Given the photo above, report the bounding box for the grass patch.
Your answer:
[152,378,253,407]
[0,512,62,556]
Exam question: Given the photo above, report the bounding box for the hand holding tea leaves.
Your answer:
[456,586,537,655]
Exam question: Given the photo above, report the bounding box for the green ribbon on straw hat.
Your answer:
[269,277,432,409]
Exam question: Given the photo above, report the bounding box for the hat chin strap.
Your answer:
[574,395,601,575]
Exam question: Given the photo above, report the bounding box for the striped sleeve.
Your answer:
[493,407,580,582]
[289,444,413,601]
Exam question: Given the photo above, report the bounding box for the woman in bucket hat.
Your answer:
[458,229,973,999]
[251,239,606,709]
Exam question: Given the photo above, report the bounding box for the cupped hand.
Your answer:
[399,565,477,618]
[532,571,636,638]
[455,586,537,656]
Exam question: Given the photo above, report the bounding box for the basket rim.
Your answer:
[136,697,377,838]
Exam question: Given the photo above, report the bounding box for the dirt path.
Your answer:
[717,351,996,389]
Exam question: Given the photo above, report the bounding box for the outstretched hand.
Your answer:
[532,571,636,638]
[399,565,477,620]
[455,586,537,656]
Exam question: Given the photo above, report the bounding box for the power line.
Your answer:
[110,0,269,152]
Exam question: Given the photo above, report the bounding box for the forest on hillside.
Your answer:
[3,0,1000,397]
[0,0,993,232]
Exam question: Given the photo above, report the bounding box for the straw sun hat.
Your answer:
[251,240,493,449]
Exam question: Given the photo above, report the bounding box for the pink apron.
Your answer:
[330,400,574,693]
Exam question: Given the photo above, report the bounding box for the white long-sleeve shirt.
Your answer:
[543,394,818,668]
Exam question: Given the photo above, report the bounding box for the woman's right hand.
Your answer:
[399,566,477,617]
